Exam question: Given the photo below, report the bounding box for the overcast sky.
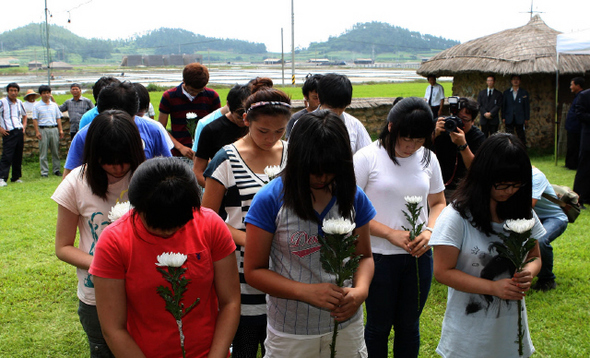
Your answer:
[2,0,589,53]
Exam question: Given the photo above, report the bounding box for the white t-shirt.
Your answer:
[341,112,372,154]
[51,166,131,305]
[354,142,445,255]
[429,205,546,358]
[424,83,445,107]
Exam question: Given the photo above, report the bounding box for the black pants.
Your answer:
[0,128,24,181]
[505,123,526,146]
[430,106,440,118]
[566,130,581,170]
[574,149,590,206]
[481,123,499,138]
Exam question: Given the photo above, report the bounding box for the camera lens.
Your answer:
[444,119,457,132]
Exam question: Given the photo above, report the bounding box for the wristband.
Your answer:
[457,143,468,151]
[423,227,434,233]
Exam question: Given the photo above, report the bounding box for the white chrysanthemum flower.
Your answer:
[186,112,197,120]
[404,196,423,204]
[264,165,281,180]
[108,201,132,223]
[504,218,536,234]
[156,252,188,267]
[322,218,356,235]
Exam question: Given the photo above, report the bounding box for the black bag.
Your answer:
[542,185,581,223]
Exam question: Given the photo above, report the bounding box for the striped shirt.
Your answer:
[0,98,26,131]
[159,84,220,154]
[33,101,62,126]
[205,141,288,321]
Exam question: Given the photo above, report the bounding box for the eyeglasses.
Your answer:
[493,182,526,190]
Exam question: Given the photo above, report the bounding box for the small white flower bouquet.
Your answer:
[108,201,132,223]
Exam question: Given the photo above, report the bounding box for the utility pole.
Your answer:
[281,28,285,87]
[291,0,295,86]
[45,0,51,85]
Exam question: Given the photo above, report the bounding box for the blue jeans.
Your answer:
[78,300,115,358]
[537,217,568,281]
[365,252,433,358]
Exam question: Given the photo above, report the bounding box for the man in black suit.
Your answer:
[503,75,530,146]
[477,75,503,137]
[573,88,590,207]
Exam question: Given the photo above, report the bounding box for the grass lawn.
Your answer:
[1,154,587,357]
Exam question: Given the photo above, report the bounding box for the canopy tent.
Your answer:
[555,28,590,164]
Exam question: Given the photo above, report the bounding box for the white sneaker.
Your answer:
[0,179,7,187]
[14,179,23,183]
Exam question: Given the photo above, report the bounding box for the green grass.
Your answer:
[1,155,587,357]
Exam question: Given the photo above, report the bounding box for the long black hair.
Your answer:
[452,133,532,235]
[81,110,145,199]
[129,157,201,231]
[378,97,434,166]
[282,109,356,223]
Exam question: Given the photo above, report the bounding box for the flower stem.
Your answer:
[330,318,339,358]
[177,319,187,358]
[517,300,524,356]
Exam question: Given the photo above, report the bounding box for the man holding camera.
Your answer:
[432,97,485,199]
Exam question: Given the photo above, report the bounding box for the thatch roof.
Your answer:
[418,15,590,77]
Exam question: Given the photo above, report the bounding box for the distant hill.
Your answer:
[307,21,459,54]
[0,24,267,64]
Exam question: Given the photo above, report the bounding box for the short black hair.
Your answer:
[97,81,139,117]
[38,85,51,94]
[6,82,20,92]
[317,73,352,109]
[129,157,201,231]
[452,133,532,236]
[511,75,521,81]
[458,97,480,120]
[70,83,81,89]
[282,109,356,223]
[81,110,145,199]
[226,84,251,114]
[301,74,323,98]
[92,76,121,102]
[379,97,434,166]
[486,75,496,81]
[572,77,585,88]
[132,83,150,113]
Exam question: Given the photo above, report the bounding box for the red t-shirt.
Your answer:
[90,207,235,358]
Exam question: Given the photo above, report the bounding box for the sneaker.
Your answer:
[532,279,556,292]
[0,179,6,187]
[54,171,62,177]
[13,179,23,183]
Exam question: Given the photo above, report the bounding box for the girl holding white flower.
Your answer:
[201,88,290,357]
[430,133,545,358]
[52,110,145,357]
[353,97,446,357]
[90,158,240,358]
[244,110,376,357]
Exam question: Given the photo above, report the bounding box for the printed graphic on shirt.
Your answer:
[289,231,321,258]
[85,211,109,288]
[465,242,516,317]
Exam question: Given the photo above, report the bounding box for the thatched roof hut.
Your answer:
[417,15,590,151]
[418,15,590,76]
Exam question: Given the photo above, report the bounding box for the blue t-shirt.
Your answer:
[65,115,172,170]
[78,107,99,130]
[532,168,568,222]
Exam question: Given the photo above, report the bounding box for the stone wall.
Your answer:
[0,115,71,158]
[290,98,396,138]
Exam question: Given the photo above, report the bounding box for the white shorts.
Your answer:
[264,315,368,358]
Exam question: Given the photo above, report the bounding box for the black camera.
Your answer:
[443,97,463,133]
